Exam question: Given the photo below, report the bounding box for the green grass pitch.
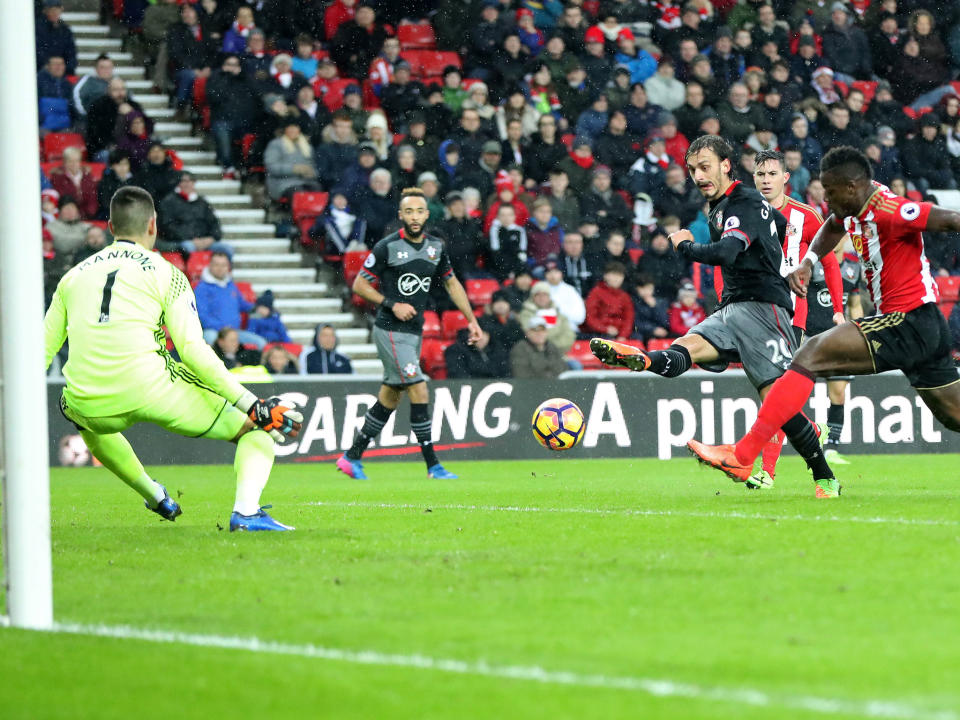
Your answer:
[1,455,958,720]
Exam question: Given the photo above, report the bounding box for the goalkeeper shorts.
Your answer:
[60,372,247,441]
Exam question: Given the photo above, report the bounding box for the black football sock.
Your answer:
[647,345,692,378]
[782,413,834,480]
[410,402,439,467]
[826,403,844,447]
[346,401,394,460]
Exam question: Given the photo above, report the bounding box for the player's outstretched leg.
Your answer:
[338,396,396,479]
[230,429,293,531]
[79,430,181,520]
[590,338,693,376]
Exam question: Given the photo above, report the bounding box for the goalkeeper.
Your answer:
[44,186,303,532]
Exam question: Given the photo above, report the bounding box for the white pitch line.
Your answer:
[23,621,950,720]
[309,501,960,528]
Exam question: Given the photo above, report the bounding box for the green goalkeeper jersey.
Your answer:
[44,240,247,416]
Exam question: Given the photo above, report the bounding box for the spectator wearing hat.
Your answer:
[632,273,671,343]
[526,198,564,266]
[496,88,540,142]
[457,139,503,203]
[636,227,686,301]
[822,2,872,82]
[575,92,610,143]
[445,327,511,379]
[115,112,153,173]
[36,0,77,75]
[510,315,568,379]
[583,262,634,341]
[316,111,359,190]
[582,27,614,95]
[331,2,388,79]
[668,282,706,337]
[37,55,74,134]
[310,190,363,253]
[49,147,99,220]
[267,53,310,103]
[716,82,764,145]
[246,291,292,345]
[400,113,438,174]
[196,251,266,348]
[463,82,497,126]
[466,0,511,78]
[416,172,445,220]
[380,60,425,132]
[758,84,792,137]
[689,53,725,107]
[515,8,545,56]
[623,83,666,141]
[790,35,823,88]
[904,113,957,192]
[265,117,320,201]
[480,290,525,350]
[132,142,180,205]
[294,85,334,149]
[488,203,528,280]
[337,141,378,202]
[606,66,634,112]
[580,166,632,235]
[165,3,216,119]
[519,282,576,352]
[614,28,657,85]
[645,59,686,112]
[208,54,259,177]
[557,137,598,196]
[302,324,353,375]
[158,171,227,254]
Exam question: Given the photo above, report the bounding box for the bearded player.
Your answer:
[591,135,836,494]
[45,186,303,531]
[689,146,960,496]
[338,187,481,480]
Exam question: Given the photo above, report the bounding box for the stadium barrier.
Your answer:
[47,371,959,466]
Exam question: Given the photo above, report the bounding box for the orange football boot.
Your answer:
[589,338,652,371]
[686,439,754,483]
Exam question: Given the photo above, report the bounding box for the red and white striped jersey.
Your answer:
[842,182,938,314]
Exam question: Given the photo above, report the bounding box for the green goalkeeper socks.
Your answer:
[233,430,275,516]
[80,430,166,507]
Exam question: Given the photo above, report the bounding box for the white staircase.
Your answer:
[64,9,380,375]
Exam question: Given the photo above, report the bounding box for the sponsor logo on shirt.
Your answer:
[398,273,431,296]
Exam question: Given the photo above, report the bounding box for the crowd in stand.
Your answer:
[34,0,960,378]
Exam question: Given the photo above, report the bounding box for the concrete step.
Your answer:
[284,312,355,330]
[206,194,254,209]
[132,92,166,108]
[182,165,224,179]
[338,343,378,359]
[228,238,291,254]
[195,179,242,196]
[232,267,314,284]
[127,80,157,93]
[215,208,266,223]
[78,51,133,62]
[63,12,100,23]
[274,297,342,313]
[75,37,122,50]
[232,252,303,268]
[251,282,329,298]
[289,327,370,346]
[154,121,192,136]
[351,359,383,375]
[222,223,276,239]
[146,107,176,120]
[76,64,143,78]
[71,24,111,35]
[179,150,217,164]
[164,137,204,150]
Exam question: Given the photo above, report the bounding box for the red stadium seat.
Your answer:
[88,220,108,230]
[567,339,607,370]
[235,281,257,304]
[292,191,328,221]
[441,309,469,339]
[192,74,207,108]
[86,162,106,181]
[647,338,674,351]
[560,133,575,150]
[465,278,500,307]
[343,249,371,287]
[186,250,213,283]
[319,78,357,111]
[161,251,186,272]
[906,190,924,203]
[422,310,442,339]
[397,23,436,50]
[937,275,960,302]
[43,132,85,161]
[940,301,956,320]
[421,338,450,378]
[405,50,460,77]
[361,79,381,109]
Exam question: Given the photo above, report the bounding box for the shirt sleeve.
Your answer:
[358,241,387,282]
[719,213,752,249]
[820,250,845,314]
[436,244,454,281]
[43,281,68,370]
[162,267,247,405]
[888,199,933,238]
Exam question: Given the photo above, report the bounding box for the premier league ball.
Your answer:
[531,398,585,451]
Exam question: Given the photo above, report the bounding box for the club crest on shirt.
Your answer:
[714,210,723,229]
[427,245,437,259]
[403,362,420,378]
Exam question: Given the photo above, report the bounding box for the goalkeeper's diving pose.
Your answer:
[44,186,303,531]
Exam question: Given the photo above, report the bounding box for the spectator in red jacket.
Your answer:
[583,261,634,340]
[668,281,706,337]
[324,0,357,41]
[49,146,99,219]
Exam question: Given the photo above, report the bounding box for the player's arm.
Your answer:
[43,283,67,369]
[163,270,301,440]
[924,206,960,233]
[819,246,846,323]
[440,247,481,344]
[790,215,846,297]
[670,229,743,265]
[353,243,416,321]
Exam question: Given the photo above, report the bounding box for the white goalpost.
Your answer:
[0,1,54,629]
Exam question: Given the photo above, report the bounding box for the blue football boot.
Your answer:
[427,464,458,479]
[336,453,368,480]
[229,505,294,532]
[146,484,182,521]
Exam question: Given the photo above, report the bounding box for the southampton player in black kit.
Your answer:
[338,188,482,480]
[591,135,836,493]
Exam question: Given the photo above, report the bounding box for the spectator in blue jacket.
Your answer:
[195,251,266,348]
[36,0,77,75]
[614,29,657,85]
[37,55,73,133]
[221,5,256,54]
[302,325,354,374]
[245,290,292,344]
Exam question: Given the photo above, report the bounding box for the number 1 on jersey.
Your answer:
[99,270,118,323]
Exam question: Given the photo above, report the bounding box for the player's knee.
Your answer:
[792,335,830,376]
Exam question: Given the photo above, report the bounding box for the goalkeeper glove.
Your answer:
[236,392,303,443]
